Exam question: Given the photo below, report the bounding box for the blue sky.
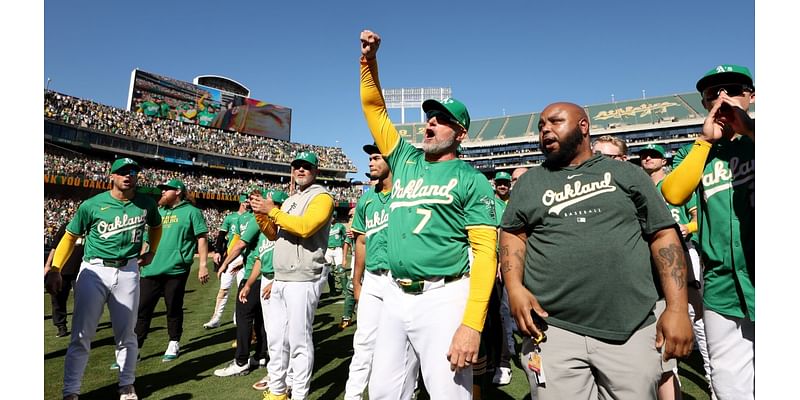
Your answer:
[44,0,754,179]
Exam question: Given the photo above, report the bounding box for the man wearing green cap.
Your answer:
[250,150,334,400]
[360,30,498,400]
[662,65,755,400]
[46,157,162,400]
[133,179,209,362]
[203,194,250,329]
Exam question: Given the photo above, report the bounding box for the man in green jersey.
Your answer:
[661,65,755,400]
[339,208,357,329]
[204,195,249,329]
[45,158,162,400]
[500,102,693,400]
[214,188,269,377]
[325,215,347,296]
[134,179,209,362]
[360,30,498,400]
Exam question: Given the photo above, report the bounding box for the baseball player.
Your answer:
[343,144,420,400]
[339,208,356,329]
[45,157,162,400]
[360,30,498,400]
[325,215,347,296]
[214,188,269,377]
[661,64,755,400]
[249,151,333,400]
[134,179,209,362]
[204,195,248,329]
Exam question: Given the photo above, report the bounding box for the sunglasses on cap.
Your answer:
[425,110,460,127]
[292,161,315,170]
[702,84,752,103]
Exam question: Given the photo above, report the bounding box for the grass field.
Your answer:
[44,259,712,399]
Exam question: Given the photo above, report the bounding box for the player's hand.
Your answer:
[447,324,481,372]
[198,265,210,285]
[360,30,381,60]
[44,270,62,295]
[250,195,275,215]
[506,284,549,339]
[346,229,354,239]
[262,282,273,300]
[717,91,755,138]
[238,285,250,303]
[701,99,728,143]
[138,251,155,267]
[655,306,694,361]
[217,266,227,280]
[678,224,689,238]
[353,280,362,302]
[213,253,222,265]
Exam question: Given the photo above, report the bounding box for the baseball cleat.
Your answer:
[214,360,251,377]
[162,340,180,362]
[118,384,138,400]
[492,366,512,385]
[203,319,220,329]
[252,375,269,391]
[262,390,288,400]
[56,325,69,338]
[339,318,354,329]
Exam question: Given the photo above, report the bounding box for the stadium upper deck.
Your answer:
[395,92,755,173]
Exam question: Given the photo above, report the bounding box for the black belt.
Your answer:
[369,269,389,276]
[101,258,132,268]
[395,274,466,295]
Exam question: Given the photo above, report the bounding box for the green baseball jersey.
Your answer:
[502,155,676,341]
[493,197,507,226]
[139,101,160,117]
[219,212,243,246]
[385,139,497,281]
[328,222,347,248]
[140,201,208,277]
[351,188,391,272]
[66,191,161,261]
[656,179,697,243]
[255,233,276,276]
[238,212,261,281]
[673,137,754,320]
[197,110,216,126]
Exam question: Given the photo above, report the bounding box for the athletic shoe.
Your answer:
[492,366,512,385]
[162,340,180,362]
[214,360,251,377]
[118,384,138,400]
[252,375,269,391]
[339,318,354,329]
[203,319,220,329]
[262,391,288,400]
[56,325,69,338]
[63,394,79,400]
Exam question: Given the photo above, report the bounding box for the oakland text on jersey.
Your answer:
[364,209,389,238]
[702,158,755,200]
[390,177,458,210]
[258,238,274,257]
[543,172,616,215]
[97,213,148,239]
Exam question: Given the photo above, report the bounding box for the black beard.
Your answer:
[542,128,584,168]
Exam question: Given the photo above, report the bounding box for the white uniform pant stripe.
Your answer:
[369,276,471,400]
[63,259,139,397]
[267,280,320,400]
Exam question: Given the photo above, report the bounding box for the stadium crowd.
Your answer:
[44,90,356,171]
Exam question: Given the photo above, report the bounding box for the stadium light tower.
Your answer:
[47,77,51,91]
[382,87,452,124]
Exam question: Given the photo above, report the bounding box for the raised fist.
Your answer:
[360,30,381,60]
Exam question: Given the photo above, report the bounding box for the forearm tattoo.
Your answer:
[656,243,686,290]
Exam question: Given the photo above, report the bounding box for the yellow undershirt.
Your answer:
[265,194,334,239]
[661,139,712,206]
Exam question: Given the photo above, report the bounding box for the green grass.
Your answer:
[44,260,712,399]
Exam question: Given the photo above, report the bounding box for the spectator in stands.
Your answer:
[661,64,755,400]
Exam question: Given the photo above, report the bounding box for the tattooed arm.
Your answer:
[499,228,548,339]
[650,227,694,360]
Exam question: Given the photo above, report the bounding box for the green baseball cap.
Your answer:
[157,178,186,192]
[637,144,666,157]
[267,190,289,204]
[495,172,512,182]
[292,151,318,168]
[110,158,140,174]
[239,194,249,203]
[422,97,471,130]
[696,64,754,93]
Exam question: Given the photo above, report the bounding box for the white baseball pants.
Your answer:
[369,276,472,400]
[63,259,140,397]
[704,309,754,400]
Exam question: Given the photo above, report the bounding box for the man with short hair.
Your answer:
[326,214,348,297]
[661,64,755,400]
[488,171,514,387]
[510,167,528,189]
[501,102,693,400]
[592,135,629,161]
[46,158,163,400]
[360,30,499,400]
[343,144,419,400]
[135,179,209,362]
[250,151,334,400]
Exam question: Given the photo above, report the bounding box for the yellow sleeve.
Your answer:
[227,234,240,254]
[51,231,79,272]
[686,220,698,234]
[661,140,712,205]
[147,224,162,254]
[462,227,498,332]
[360,57,401,156]
[267,194,334,238]
[255,214,279,241]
